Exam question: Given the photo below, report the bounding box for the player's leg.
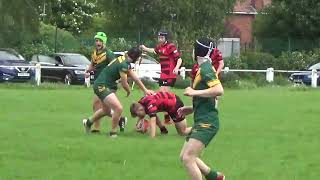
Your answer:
[185,120,224,180]
[195,158,225,180]
[102,93,123,136]
[155,115,168,134]
[83,84,114,133]
[171,95,191,136]
[91,95,103,132]
[82,99,109,133]
[158,79,174,125]
[174,119,192,136]
[180,139,204,180]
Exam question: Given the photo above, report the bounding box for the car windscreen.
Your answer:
[0,50,25,61]
[38,55,57,64]
[308,63,320,70]
[141,55,158,64]
[62,55,90,65]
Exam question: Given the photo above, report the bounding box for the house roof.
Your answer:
[232,0,258,15]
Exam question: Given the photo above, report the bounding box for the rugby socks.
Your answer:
[205,170,218,180]
[87,118,93,126]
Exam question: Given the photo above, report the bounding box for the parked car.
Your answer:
[0,48,34,82]
[114,52,160,82]
[289,62,320,85]
[31,53,91,85]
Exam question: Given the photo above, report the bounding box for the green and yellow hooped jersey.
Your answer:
[94,55,132,90]
[91,48,115,77]
[192,61,221,122]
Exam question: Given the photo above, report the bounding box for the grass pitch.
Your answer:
[0,83,319,180]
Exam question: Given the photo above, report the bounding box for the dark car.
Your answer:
[0,48,34,82]
[289,62,320,85]
[31,53,91,85]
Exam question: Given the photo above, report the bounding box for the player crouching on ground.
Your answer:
[83,47,153,137]
[178,38,225,180]
[130,91,192,138]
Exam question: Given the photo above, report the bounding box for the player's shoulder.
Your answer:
[199,62,214,75]
[166,42,178,49]
[200,62,213,71]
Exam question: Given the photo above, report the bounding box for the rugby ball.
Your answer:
[136,118,150,134]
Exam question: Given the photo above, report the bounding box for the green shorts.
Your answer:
[93,83,116,101]
[186,119,219,147]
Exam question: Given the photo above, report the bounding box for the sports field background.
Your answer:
[0,84,319,180]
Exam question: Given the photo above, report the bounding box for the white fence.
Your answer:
[0,64,318,88]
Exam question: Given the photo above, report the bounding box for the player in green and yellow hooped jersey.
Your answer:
[178,38,226,180]
[83,47,154,137]
[85,32,115,133]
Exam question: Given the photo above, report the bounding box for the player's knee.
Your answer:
[114,104,123,113]
[177,129,185,136]
[180,152,194,164]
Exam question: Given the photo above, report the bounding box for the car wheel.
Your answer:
[64,74,72,85]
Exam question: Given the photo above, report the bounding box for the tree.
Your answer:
[101,0,235,43]
[40,0,98,34]
[254,0,320,38]
[0,0,42,47]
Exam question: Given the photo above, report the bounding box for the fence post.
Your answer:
[84,65,90,88]
[180,67,186,79]
[35,63,41,86]
[311,69,318,88]
[223,67,230,73]
[266,67,274,82]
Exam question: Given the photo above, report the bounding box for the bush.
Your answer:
[275,49,320,70]
[108,38,138,51]
[174,77,191,89]
[19,43,54,60]
[224,56,248,69]
[241,51,276,70]
[39,22,81,52]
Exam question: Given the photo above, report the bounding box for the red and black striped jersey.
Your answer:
[155,42,181,79]
[138,92,177,117]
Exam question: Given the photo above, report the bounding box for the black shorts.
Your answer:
[168,95,185,123]
[158,78,176,87]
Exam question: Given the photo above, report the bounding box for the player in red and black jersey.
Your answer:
[191,46,224,81]
[130,92,192,138]
[140,31,182,89]
[140,31,183,124]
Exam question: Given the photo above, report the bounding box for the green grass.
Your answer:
[0,83,320,180]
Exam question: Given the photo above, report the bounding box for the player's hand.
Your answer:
[84,72,90,78]
[177,107,193,117]
[173,68,179,75]
[145,89,155,96]
[139,45,147,51]
[184,87,195,96]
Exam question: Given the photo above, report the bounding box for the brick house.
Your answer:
[224,0,272,48]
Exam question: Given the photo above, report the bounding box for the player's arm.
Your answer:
[127,69,153,95]
[185,65,224,97]
[173,58,183,75]
[106,49,116,62]
[140,45,156,54]
[184,85,223,98]
[177,106,194,117]
[213,49,224,75]
[85,63,94,78]
[86,63,94,73]
[120,72,130,96]
[216,60,224,75]
[149,116,157,138]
